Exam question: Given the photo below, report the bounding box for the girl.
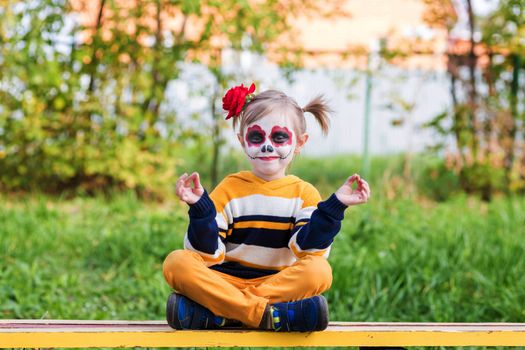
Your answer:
[163,83,370,332]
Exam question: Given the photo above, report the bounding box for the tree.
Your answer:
[423,0,524,199]
[0,0,344,196]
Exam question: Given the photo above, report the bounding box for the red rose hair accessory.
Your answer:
[222,83,256,120]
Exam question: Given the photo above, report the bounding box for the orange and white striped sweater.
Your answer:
[184,171,348,278]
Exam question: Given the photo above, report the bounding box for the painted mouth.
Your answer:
[257,156,280,161]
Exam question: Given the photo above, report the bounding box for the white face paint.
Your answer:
[241,114,297,180]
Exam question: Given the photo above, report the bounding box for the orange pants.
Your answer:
[162,250,332,328]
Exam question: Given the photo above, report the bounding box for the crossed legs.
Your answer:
[162,250,332,328]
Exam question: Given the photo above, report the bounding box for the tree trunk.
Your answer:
[87,0,105,94]
[81,0,105,182]
[142,0,163,130]
[508,54,521,189]
[465,0,480,156]
[448,58,463,154]
[483,51,494,153]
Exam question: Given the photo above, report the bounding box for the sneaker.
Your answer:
[269,295,329,332]
[166,292,225,330]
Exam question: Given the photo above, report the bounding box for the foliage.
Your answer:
[0,1,179,196]
[0,0,344,196]
[0,0,182,196]
[1,191,524,325]
[423,0,525,200]
[415,156,460,201]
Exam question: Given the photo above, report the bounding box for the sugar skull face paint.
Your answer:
[240,114,298,180]
[269,126,293,146]
[245,125,266,147]
[245,125,293,149]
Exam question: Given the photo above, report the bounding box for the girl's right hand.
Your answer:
[175,172,204,205]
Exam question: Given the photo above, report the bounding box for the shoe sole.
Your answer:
[166,293,182,329]
[315,295,329,331]
[167,293,328,331]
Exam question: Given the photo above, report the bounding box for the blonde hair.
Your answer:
[233,90,332,136]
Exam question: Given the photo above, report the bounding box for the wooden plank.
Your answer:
[1,320,525,348]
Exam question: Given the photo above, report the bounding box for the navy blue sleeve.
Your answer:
[294,194,348,250]
[187,191,220,254]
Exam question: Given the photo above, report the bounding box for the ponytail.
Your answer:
[234,90,333,137]
[302,95,332,136]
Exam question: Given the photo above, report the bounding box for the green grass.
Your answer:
[330,195,525,322]
[1,149,525,350]
[1,192,524,325]
[0,193,180,319]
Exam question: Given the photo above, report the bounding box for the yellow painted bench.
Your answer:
[2,320,525,348]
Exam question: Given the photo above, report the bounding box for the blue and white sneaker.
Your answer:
[269,295,329,332]
[166,292,225,330]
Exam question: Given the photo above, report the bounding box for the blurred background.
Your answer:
[1,0,524,199]
[1,0,524,325]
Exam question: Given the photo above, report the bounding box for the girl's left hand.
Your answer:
[335,174,371,206]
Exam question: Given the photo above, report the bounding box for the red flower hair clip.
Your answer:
[222,83,256,120]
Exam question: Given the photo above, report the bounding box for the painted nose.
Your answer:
[261,144,274,153]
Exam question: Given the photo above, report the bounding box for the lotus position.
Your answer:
[163,83,371,332]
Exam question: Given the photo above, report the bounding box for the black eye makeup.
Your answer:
[247,131,265,144]
[271,131,290,144]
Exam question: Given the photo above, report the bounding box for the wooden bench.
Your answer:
[2,320,525,348]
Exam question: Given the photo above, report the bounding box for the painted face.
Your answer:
[241,114,297,179]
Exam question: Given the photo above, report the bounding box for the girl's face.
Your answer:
[238,113,308,181]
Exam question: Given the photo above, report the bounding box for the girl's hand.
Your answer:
[175,172,204,205]
[335,174,371,206]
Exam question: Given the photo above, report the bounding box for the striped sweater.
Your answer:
[184,171,348,278]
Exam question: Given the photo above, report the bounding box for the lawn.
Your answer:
[2,190,524,324]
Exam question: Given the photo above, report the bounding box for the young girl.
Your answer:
[163,83,370,332]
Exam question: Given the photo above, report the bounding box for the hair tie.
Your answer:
[222,83,256,120]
